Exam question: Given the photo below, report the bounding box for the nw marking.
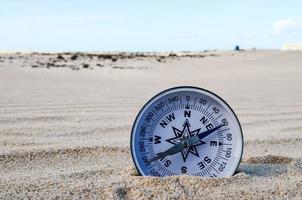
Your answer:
[160,113,175,128]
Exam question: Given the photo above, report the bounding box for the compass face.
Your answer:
[131,86,243,177]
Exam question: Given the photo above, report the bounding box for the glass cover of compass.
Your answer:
[131,86,243,177]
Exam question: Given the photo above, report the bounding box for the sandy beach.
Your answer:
[0,50,302,199]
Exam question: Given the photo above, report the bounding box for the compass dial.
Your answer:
[131,86,243,177]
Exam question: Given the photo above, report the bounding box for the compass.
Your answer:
[131,86,243,177]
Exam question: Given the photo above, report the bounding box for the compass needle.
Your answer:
[131,87,243,177]
[147,142,182,164]
[189,124,225,146]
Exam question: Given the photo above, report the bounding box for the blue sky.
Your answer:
[1,0,302,51]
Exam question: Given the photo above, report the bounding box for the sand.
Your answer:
[0,50,302,199]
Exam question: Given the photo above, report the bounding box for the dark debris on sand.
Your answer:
[82,63,90,68]
[3,51,220,71]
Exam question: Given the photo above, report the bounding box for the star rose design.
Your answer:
[166,119,204,162]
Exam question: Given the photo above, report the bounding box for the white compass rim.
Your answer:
[130,86,244,177]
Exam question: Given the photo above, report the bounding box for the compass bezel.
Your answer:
[130,86,244,177]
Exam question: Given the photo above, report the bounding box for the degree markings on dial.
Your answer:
[162,167,169,177]
[212,165,220,175]
[211,114,217,123]
[214,114,223,121]
[209,162,217,175]
[218,128,230,132]
[146,140,153,146]
[143,123,151,128]
[198,105,203,112]
[217,154,228,161]
[156,163,164,174]
[164,105,173,116]
[157,160,174,177]
[207,164,216,173]
[164,108,171,116]
[212,159,224,174]
[212,158,220,166]
[204,166,211,176]
[164,100,172,114]
[155,162,162,171]
[156,110,164,119]
[141,151,154,157]
[196,171,203,176]
[160,161,171,176]
[204,103,211,114]
[200,107,203,113]
[158,110,166,121]
[179,96,182,107]
[211,116,216,123]
[192,99,198,110]
[149,117,157,124]
[208,111,214,119]
[148,160,160,170]
[165,169,175,176]
[172,101,176,110]
[217,129,230,139]
[213,120,219,127]
[163,165,170,176]
[216,152,223,159]
[197,104,201,112]
[193,104,197,111]
[169,171,175,176]
[170,103,176,112]
[218,132,224,136]
[196,169,205,176]
[152,110,161,124]
[140,136,153,144]
[147,124,155,132]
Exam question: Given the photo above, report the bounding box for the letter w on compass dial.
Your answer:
[165,119,205,162]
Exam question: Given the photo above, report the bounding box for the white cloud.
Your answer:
[273,17,302,35]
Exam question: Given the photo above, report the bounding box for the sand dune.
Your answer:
[0,50,302,199]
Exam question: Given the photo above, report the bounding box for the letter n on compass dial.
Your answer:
[131,87,243,177]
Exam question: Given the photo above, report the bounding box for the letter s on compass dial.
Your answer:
[131,86,243,177]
